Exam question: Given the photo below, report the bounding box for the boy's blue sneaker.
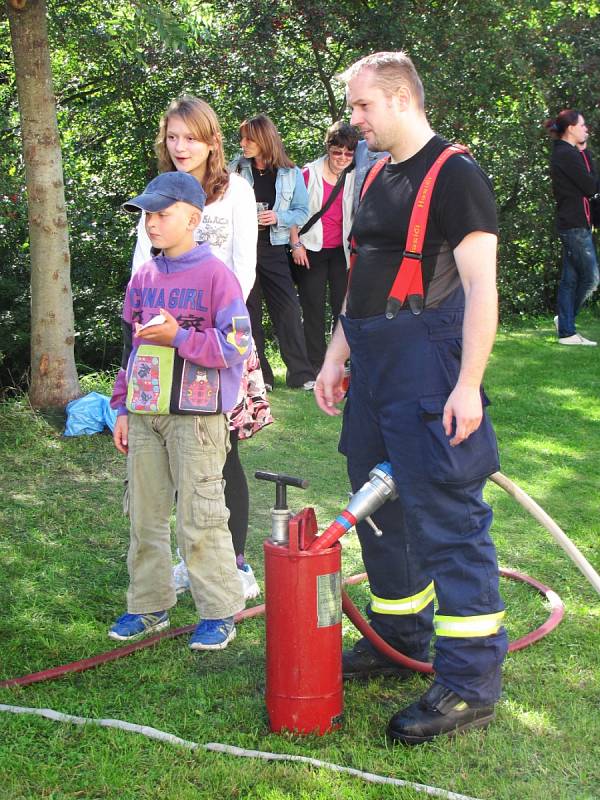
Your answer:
[108,610,169,641]
[189,617,236,650]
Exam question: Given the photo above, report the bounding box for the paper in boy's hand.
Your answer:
[138,313,166,331]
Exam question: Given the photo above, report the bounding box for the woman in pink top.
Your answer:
[289,122,359,374]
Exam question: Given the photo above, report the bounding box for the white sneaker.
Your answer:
[302,380,316,391]
[238,563,260,600]
[558,333,597,346]
[174,553,260,600]
[173,557,191,595]
[553,315,559,332]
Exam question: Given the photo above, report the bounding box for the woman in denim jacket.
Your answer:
[230,114,316,390]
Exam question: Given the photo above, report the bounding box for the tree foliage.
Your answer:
[0,0,598,389]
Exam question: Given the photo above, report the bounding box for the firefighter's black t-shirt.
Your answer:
[347,135,498,319]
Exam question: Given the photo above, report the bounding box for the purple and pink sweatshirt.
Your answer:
[111,242,251,417]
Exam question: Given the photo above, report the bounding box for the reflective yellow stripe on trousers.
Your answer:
[434,610,506,638]
[370,581,435,615]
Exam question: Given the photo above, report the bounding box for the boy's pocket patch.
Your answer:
[179,361,220,413]
[126,345,174,414]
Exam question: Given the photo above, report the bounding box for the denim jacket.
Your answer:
[229,156,309,245]
[352,140,390,214]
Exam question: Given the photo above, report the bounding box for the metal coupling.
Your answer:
[345,461,398,526]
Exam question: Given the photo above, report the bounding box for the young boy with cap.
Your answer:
[109,171,251,650]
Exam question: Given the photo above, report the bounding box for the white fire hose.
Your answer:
[490,472,600,595]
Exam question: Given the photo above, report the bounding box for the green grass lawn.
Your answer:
[1,312,599,800]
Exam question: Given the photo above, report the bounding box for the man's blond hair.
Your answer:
[338,51,425,111]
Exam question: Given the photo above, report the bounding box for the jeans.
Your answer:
[557,228,599,337]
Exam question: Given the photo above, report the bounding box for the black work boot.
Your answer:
[343,638,415,681]
[387,682,495,745]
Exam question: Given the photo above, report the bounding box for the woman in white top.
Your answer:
[289,121,358,375]
[133,95,272,600]
[132,133,256,299]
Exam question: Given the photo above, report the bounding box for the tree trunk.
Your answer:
[7,0,80,409]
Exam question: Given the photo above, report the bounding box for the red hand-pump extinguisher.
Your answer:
[258,463,398,736]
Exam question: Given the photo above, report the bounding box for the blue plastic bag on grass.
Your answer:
[64,392,117,436]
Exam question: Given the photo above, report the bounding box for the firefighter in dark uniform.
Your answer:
[315,51,508,745]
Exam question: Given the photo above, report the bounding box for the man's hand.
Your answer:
[314,360,346,416]
[314,298,350,415]
[443,384,483,446]
[446,230,497,447]
[135,308,178,346]
[113,414,129,455]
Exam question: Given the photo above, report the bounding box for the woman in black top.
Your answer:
[230,114,316,389]
[546,109,599,345]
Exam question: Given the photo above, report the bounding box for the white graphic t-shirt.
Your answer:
[132,172,257,300]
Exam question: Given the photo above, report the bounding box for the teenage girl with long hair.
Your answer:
[133,96,273,599]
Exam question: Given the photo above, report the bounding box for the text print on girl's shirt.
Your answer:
[195,213,229,249]
[129,286,209,312]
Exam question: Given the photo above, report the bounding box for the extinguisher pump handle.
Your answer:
[254,471,309,510]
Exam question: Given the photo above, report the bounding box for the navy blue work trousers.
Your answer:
[339,291,508,705]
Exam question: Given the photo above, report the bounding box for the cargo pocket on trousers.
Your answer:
[192,478,228,526]
[419,394,500,484]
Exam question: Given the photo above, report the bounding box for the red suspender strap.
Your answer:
[348,156,390,275]
[386,143,469,317]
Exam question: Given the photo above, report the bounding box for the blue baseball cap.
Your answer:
[122,171,206,213]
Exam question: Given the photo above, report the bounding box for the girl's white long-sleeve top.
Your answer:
[132,172,258,301]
